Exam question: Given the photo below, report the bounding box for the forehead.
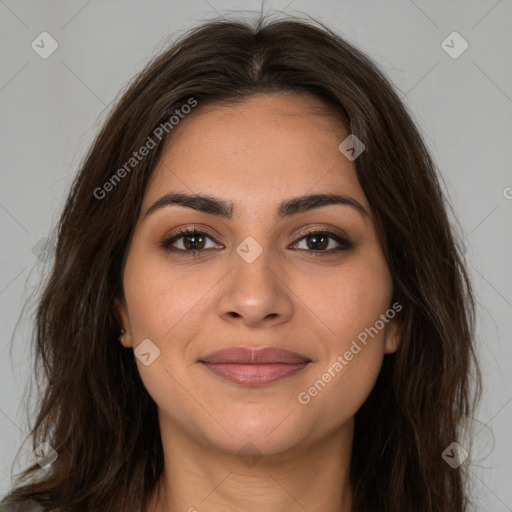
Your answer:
[142,93,369,216]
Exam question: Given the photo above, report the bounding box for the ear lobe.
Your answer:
[384,318,401,354]
[114,297,131,348]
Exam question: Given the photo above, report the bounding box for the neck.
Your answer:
[148,417,354,512]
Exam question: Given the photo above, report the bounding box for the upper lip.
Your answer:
[199,347,311,364]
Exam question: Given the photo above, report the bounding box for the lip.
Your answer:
[199,347,311,386]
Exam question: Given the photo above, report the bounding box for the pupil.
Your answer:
[308,234,327,250]
[185,234,205,250]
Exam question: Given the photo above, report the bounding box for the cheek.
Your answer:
[123,250,217,343]
[122,251,211,427]
[122,250,221,403]
[302,255,393,345]
[294,255,392,419]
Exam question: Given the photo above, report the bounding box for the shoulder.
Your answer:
[0,500,45,512]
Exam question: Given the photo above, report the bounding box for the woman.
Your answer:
[1,14,480,512]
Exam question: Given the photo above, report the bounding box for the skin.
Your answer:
[115,92,401,512]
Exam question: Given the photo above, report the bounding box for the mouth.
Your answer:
[198,347,312,386]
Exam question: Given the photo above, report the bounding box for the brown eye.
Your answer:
[292,230,353,254]
[162,228,221,254]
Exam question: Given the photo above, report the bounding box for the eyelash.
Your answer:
[161,226,353,258]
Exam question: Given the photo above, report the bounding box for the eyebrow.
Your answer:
[144,192,368,220]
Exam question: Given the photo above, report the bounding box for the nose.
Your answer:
[217,246,294,329]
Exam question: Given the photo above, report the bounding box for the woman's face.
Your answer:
[116,92,400,458]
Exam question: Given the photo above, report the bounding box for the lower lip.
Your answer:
[200,362,310,385]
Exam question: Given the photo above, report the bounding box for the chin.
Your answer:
[211,432,304,463]
[197,410,307,459]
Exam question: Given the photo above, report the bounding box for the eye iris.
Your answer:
[184,233,205,250]
[307,234,328,250]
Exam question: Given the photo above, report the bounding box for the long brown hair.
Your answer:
[2,14,480,512]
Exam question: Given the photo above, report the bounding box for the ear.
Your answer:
[383,318,402,354]
[114,297,132,348]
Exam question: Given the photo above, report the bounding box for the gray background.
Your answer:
[1,0,511,509]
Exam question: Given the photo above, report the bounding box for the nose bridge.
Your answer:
[218,234,292,325]
[233,234,278,302]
